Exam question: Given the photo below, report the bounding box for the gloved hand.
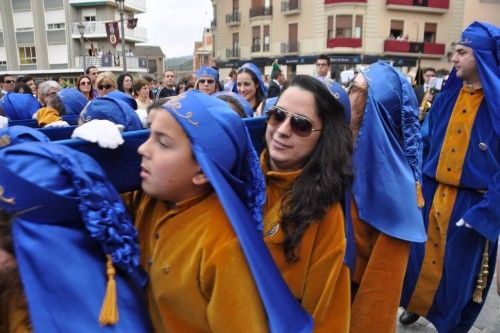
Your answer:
[72,119,124,149]
[456,218,472,228]
[44,120,70,128]
[0,115,8,129]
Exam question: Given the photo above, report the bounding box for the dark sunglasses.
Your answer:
[199,79,215,84]
[266,106,321,137]
[4,80,15,84]
[98,83,112,90]
[80,81,91,86]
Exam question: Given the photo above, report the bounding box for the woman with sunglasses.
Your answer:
[234,63,267,114]
[76,75,94,100]
[95,72,117,97]
[194,66,222,95]
[262,75,353,331]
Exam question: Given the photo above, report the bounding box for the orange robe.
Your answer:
[124,191,269,333]
[261,160,351,333]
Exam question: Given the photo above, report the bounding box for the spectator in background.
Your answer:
[267,61,286,98]
[157,70,177,99]
[85,66,99,98]
[117,73,134,96]
[315,54,331,81]
[13,82,33,95]
[414,67,436,105]
[37,80,62,107]
[223,69,238,92]
[0,74,16,98]
[76,75,94,101]
[95,72,117,97]
[16,75,37,97]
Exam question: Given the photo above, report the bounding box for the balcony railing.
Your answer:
[226,11,241,26]
[325,0,367,4]
[281,42,299,54]
[251,44,261,52]
[226,48,241,59]
[75,55,147,70]
[281,0,301,14]
[386,0,449,13]
[249,6,273,18]
[327,37,362,48]
[71,21,147,42]
[384,39,445,56]
[69,0,147,13]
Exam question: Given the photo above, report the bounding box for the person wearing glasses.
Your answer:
[194,66,222,95]
[76,75,94,101]
[262,75,353,331]
[314,54,331,81]
[0,74,16,99]
[95,72,117,97]
[346,61,426,333]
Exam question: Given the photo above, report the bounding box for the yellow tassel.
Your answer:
[416,181,425,208]
[472,240,489,304]
[99,255,119,325]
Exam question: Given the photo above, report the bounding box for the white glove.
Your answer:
[44,120,70,128]
[72,119,124,149]
[135,108,148,128]
[0,115,8,129]
[456,218,472,228]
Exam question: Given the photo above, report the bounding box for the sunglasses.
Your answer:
[266,106,321,137]
[98,83,112,90]
[80,81,91,86]
[199,79,215,84]
[4,80,15,84]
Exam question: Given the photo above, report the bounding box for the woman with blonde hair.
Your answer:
[95,72,117,97]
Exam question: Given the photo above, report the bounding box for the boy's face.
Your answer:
[138,108,206,203]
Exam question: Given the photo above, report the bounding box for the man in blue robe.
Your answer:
[400,21,500,332]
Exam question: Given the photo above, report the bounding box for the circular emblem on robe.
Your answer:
[478,142,487,151]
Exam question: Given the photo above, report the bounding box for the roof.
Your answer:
[134,45,165,58]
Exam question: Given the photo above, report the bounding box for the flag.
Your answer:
[127,18,138,30]
[105,21,120,48]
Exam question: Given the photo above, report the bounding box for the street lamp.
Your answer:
[115,0,127,72]
[77,22,86,73]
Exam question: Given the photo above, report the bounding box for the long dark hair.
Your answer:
[238,67,264,110]
[117,73,133,94]
[76,75,94,100]
[267,75,353,262]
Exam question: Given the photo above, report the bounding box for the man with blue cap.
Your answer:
[0,138,151,331]
[400,21,500,332]
[347,61,426,333]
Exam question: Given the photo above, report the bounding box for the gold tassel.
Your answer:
[99,255,119,325]
[472,240,489,304]
[416,181,425,208]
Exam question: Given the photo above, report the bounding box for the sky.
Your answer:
[137,0,213,58]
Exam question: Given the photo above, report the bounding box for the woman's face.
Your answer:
[123,76,133,91]
[265,86,322,172]
[79,78,92,94]
[197,76,217,95]
[237,72,258,106]
[138,85,150,99]
[97,81,115,97]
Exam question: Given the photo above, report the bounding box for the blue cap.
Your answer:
[1,93,41,120]
[59,88,88,115]
[213,91,254,117]
[80,97,143,131]
[161,91,313,332]
[107,90,138,110]
[0,126,49,147]
[195,65,219,81]
[0,142,151,332]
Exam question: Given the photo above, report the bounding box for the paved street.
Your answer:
[397,246,500,332]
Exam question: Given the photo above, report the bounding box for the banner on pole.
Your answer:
[105,21,120,48]
[127,18,138,30]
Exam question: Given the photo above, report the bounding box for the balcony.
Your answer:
[386,0,449,13]
[71,21,147,43]
[263,44,270,52]
[226,11,241,26]
[281,42,299,54]
[251,44,261,52]
[281,0,301,15]
[325,0,367,4]
[383,39,446,57]
[69,0,146,13]
[327,37,362,48]
[226,48,240,59]
[249,6,273,18]
[75,55,147,72]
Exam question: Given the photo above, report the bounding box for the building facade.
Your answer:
[134,45,165,81]
[211,0,500,80]
[193,27,214,71]
[0,0,149,80]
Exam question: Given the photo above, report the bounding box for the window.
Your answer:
[390,20,404,39]
[263,25,270,51]
[84,16,96,22]
[327,16,334,39]
[16,27,34,32]
[232,0,239,11]
[355,15,363,38]
[336,15,352,38]
[423,23,437,43]
[252,26,261,52]
[288,23,298,52]
[19,45,36,64]
[232,32,239,50]
[47,23,65,30]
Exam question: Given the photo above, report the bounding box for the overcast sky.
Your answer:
[137,0,213,58]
